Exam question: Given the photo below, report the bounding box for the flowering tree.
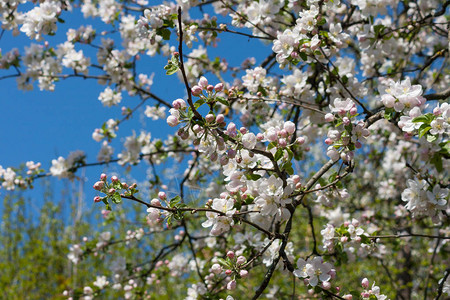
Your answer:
[0,0,449,299]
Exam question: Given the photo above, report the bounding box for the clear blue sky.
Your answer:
[0,5,272,213]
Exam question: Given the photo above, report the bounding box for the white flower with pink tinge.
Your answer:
[294,256,333,286]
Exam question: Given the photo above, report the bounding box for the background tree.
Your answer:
[0,0,449,299]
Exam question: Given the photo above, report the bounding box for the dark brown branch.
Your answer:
[177,7,202,120]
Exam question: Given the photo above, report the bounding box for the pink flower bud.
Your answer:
[211,263,222,274]
[108,188,116,194]
[216,114,224,123]
[94,196,101,202]
[343,117,351,126]
[329,269,336,279]
[226,251,235,259]
[256,133,264,141]
[100,173,107,181]
[350,106,358,115]
[207,84,214,92]
[361,292,370,298]
[239,270,249,278]
[322,281,331,290]
[220,156,229,165]
[324,113,335,122]
[278,138,287,147]
[199,76,208,88]
[296,136,306,145]
[343,295,353,300]
[122,183,129,189]
[225,269,232,275]
[341,236,348,243]
[191,85,202,96]
[355,141,362,149]
[361,278,369,289]
[167,115,180,127]
[279,129,288,137]
[151,199,161,206]
[236,256,246,265]
[158,192,166,200]
[210,152,218,162]
[291,51,299,59]
[93,181,104,191]
[214,83,224,92]
[228,149,236,158]
[284,121,296,134]
[173,98,187,109]
[111,176,118,183]
[205,114,215,123]
[227,280,236,290]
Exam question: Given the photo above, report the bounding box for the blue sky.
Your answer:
[0,5,272,214]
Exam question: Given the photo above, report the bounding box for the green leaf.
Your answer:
[418,126,431,138]
[216,96,230,107]
[246,173,261,181]
[158,28,171,40]
[427,134,437,143]
[165,64,179,75]
[282,162,294,175]
[267,142,277,150]
[194,99,205,109]
[299,52,308,61]
[413,113,434,123]
[317,18,326,26]
[169,196,181,207]
[112,192,122,204]
[274,149,284,161]
[373,24,385,36]
[430,153,443,172]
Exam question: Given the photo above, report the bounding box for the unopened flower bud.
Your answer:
[284,121,296,134]
[214,83,224,92]
[158,192,166,200]
[94,196,101,202]
[211,263,222,274]
[256,133,264,141]
[297,136,306,145]
[324,113,335,122]
[206,84,214,92]
[350,106,358,115]
[100,173,107,181]
[199,76,208,88]
[361,278,369,289]
[111,176,118,182]
[278,138,287,147]
[191,85,203,96]
[216,114,224,123]
[205,114,215,123]
[93,181,104,191]
[167,115,179,127]
[236,256,246,265]
[322,281,331,290]
[342,117,351,126]
[239,270,249,278]
[227,280,236,290]
[151,199,161,206]
[226,251,235,259]
[225,269,232,275]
